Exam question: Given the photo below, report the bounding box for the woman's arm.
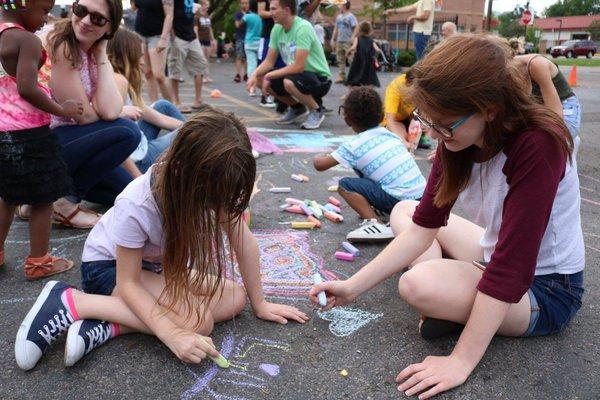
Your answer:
[530,58,564,118]
[157,0,174,53]
[386,114,410,143]
[310,222,438,308]
[50,43,101,124]
[141,105,184,131]
[91,41,124,121]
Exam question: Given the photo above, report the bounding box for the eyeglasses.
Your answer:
[72,2,111,27]
[413,109,473,139]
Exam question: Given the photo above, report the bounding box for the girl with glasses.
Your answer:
[311,34,584,399]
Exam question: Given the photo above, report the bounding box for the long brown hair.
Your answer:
[407,33,572,207]
[107,28,144,107]
[47,0,123,67]
[152,107,256,328]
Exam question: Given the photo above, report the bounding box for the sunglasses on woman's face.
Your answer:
[72,2,111,27]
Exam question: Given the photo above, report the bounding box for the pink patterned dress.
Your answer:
[0,23,52,131]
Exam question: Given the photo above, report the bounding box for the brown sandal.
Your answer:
[24,254,74,281]
[52,205,100,229]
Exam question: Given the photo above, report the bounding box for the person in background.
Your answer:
[441,21,456,38]
[196,0,215,83]
[386,0,435,60]
[345,20,381,89]
[131,0,174,103]
[241,0,263,96]
[170,0,209,113]
[233,0,249,83]
[330,1,357,83]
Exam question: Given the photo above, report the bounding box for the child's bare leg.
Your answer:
[338,187,379,221]
[28,203,53,258]
[0,199,16,252]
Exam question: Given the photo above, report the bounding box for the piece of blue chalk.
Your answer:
[342,241,360,256]
[313,273,327,307]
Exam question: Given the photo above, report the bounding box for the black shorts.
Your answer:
[270,72,332,102]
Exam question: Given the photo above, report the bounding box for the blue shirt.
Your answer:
[243,12,263,43]
[331,127,426,200]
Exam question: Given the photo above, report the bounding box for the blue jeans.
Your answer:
[413,32,430,60]
[54,119,141,206]
[136,100,185,173]
[339,175,401,215]
[245,40,260,78]
[81,259,163,296]
[523,271,584,337]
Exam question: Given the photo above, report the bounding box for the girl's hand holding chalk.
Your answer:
[164,328,224,366]
[308,279,357,311]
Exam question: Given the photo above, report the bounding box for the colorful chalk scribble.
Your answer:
[182,331,290,400]
[317,307,384,337]
[251,127,353,153]
[225,230,338,297]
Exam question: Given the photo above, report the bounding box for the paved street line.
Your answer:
[202,87,275,118]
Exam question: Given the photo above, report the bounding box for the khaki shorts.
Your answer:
[168,37,208,80]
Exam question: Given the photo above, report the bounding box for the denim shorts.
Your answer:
[523,271,584,337]
[338,176,401,215]
[81,260,163,296]
[142,35,164,51]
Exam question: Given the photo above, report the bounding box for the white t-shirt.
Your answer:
[82,168,164,263]
[413,0,435,35]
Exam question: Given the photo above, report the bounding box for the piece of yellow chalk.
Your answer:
[292,221,316,229]
[340,369,348,377]
[328,185,338,192]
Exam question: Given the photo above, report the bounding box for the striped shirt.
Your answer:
[331,127,426,200]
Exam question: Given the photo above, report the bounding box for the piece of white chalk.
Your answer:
[291,174,304,182]
[270,187,291,193]
[313,273,327,307]
[285,197,304,206]
[342,241,360,256]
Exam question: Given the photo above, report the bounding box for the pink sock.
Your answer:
[60,288,81,321]
[111,323,121,337]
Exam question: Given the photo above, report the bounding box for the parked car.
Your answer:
[550,40,597,58]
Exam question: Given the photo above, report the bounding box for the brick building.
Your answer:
[323,0,486,50]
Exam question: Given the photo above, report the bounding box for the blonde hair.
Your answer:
[107,28,145,107]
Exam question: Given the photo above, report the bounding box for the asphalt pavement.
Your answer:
[1,61,599,400]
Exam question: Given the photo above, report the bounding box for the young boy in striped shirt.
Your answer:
[313,87,426,242]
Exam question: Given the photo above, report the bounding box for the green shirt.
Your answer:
[269,16,331,79]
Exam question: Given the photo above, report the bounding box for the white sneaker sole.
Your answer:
[276,110,309,125]
[64,320,84,367]
[15,280,59,370]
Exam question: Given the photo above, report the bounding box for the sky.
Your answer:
[488,0,559,15]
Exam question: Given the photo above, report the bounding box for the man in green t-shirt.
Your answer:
[247,0,332,129]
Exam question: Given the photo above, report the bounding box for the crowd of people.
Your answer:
[0,0,586,399]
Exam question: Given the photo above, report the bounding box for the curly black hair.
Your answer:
[342,86,384,130]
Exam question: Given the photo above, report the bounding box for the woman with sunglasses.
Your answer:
[310,34,584,399]
[44,0,142,228]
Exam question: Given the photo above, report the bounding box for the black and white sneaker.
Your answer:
[259,95,276,108]
[346,219,395,243]
[65,319,116,367]
[15,281,77,370]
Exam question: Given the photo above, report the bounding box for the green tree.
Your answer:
[544,0,600,17]
[208,0,239,41]
[589,19,600,41]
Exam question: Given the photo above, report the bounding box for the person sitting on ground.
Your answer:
[313,87,426,242]
[247,0,332,130]
[108,28,186,177]
[310,34,584,399]
[508,39,582,156]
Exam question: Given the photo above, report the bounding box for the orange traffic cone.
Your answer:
[568,65,578,87]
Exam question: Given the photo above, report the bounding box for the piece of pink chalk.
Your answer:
[285,197,304,206]
[328,196,341,207]
[324,211,343,223]
[307,215,322,228]
[285,205,304,214]
[335,251,354,261]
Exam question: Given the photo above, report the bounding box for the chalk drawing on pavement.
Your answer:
[317,307,384,337]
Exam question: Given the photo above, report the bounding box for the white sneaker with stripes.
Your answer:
[346,219,394,243]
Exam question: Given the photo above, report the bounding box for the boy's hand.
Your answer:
[60,100,84,118]
[253,300,309,324]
